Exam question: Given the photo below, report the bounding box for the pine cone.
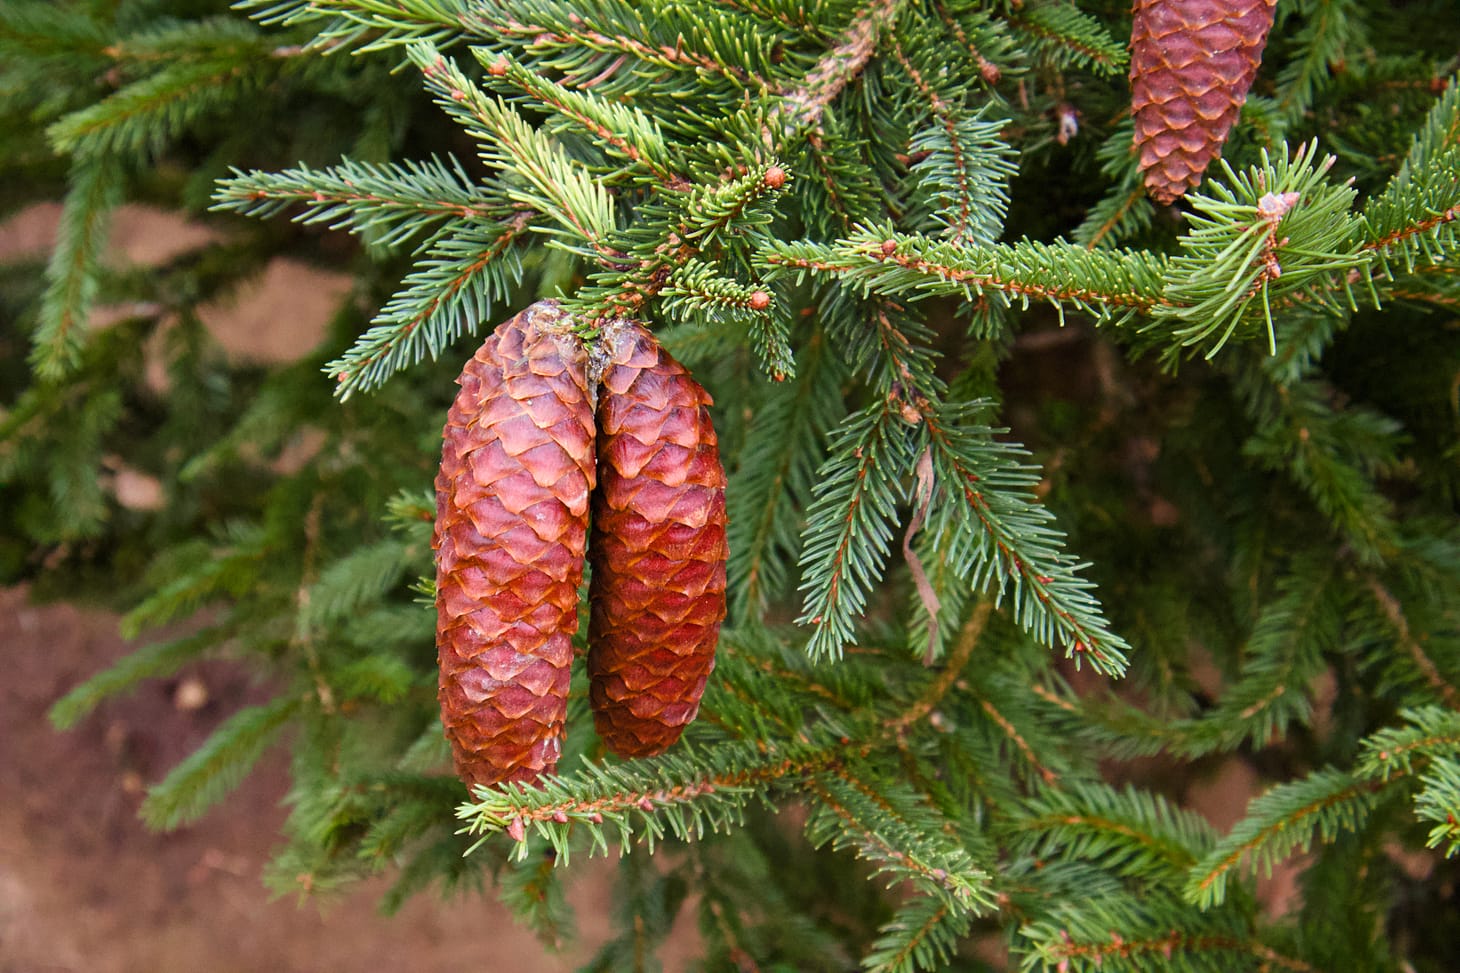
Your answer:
[435,301,596,789]
[1130,0,1276,205]
[588,321,728,758]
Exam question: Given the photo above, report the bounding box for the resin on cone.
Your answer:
[588,321,728,757]
[1130,0,1276,204]
[434,301,595,789]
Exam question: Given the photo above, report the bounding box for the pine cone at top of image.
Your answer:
[1130,0,1278,204]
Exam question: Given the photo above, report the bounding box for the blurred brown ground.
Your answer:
[0,585,711,973]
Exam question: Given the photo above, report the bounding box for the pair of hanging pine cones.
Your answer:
[434,301,727,790]
[1130,0,1277,204]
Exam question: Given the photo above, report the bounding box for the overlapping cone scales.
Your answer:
[1130,0,1276,204]
[434,301,595,789]
[589,321,727,758]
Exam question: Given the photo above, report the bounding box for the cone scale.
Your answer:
[433,301,596,789]
[1130,0,1277,204]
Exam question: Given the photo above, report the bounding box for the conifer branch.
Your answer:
[727,331,843,621]
[1039,927,1317,973]
[803,770,993,908]
[48,625,236,730]
[414,46,619,259]
[466,0,768,92]
[1184,770,1393,908]
[326,209,535,397]
[931,1,1007,85]
[141,695,304,829]
[1005,1,1127,76]
[458,738,861,863]
[891,600,992,732]
[48,56,272,159]
[1358,75,1460,274]
[1274,0,1368,123]
[1011,782,1214,883]
[769,0,900,141]
[235,0,480,52]
[1358,707,1460,778]
[1147,144,1368,359]
[865,894,968,973]
[1364,576,1460,708]
[758,229,1168,324]
[213,156,505,250]
[920,403,1129,676]
[797,402,916,659]
[891,35,1015,247]
[475,49,687,188]
[31,159,122,377]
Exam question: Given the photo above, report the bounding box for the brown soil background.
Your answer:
[0,584,717,973]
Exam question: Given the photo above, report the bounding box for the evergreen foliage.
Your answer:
[4,0,1460,970]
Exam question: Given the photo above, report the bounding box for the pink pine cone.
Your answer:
[587,321,728,758]
[1130,0,1277,204]
[434,301,596,789]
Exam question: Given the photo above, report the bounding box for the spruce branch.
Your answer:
[1414,758,1460,856]
[48,55,273,160]
[325,210,534,397]
[1183,769,1392,908]
[758,228,1168,325]
[30,159,122,378]
[797,402,917,660]
[235,0,480,53]
[413,45,618,259]
[1073,552,1344,760]
[568,161,788,324]
[803,766,995,910]
[1145,143,1368,360]
[457,738,857,864]
[920,401,1129,676]
[715,0,835,38]
[1027,923,1316,973]
[1357,706,1460,779]
[929,2,1013,86]
[1363,576,1460,709]
[474,48,687,188]
[1235,368,1400,562]
[141,695,304,830]
[768,0,900,141]
[212,156,504,251]
[48,625,236,731]
[864,893,971,973]
[904,111,1017,248]
[1358,75,1460,274]
[1273,0,1369,123]
[889,30,1015,246]
[467,0,773,93]
[1005,0,1127,77]
[120,522,271,638]
[1010,782,1215,884]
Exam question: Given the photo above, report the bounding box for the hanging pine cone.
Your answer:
[434,301,596,789]
[588,321,728,758]
[1129,0,1277,205]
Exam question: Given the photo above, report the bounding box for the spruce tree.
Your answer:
[4,0,1459,970]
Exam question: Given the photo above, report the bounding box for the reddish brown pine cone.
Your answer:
[588,321,728,758]
[434,301,596,790]
[1130,0,1276,204]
